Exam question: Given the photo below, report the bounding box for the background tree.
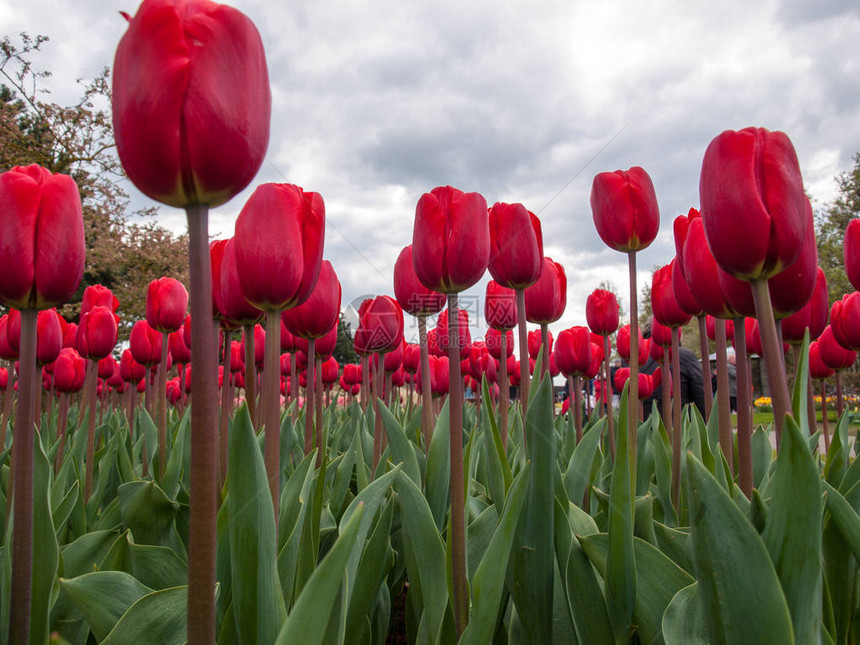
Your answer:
[333,313,358,365]
[0,33,188,338]
[816,152,860,304]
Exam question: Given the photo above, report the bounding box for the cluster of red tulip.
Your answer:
[3,0,859,640]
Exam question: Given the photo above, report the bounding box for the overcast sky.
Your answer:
[3,0,860,345]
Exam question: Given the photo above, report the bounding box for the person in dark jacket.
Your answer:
[641,325,706,419]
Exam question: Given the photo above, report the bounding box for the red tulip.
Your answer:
[432,355,450,395]
[402,343,420,373]
[52,348,86,393]
[169,328,192,364]
[586,289,620,336]
[617,324,647,367]
[650,316,673,347]
[744,318,763,357]
[705,315,734,343]
[766,200,817,318]
[97,356,117,380]
[120,348,146,383]
[590,336,605,364]
[590,166,660,252]
[0,165,85,310]
[384,341,404,373]
[781,268,828,343]
[321,357,339,384]
[210,239,229,321]
[844,219,860,291]
[281,260,341,339]
[61,322,78,349]
[81,285,119,316]
[112,0,271,208]
[129,320,163,366]
[412,185,489,293]
[354,296,404,354]
[36,310,62,366]
[240,324,266,367]
[614,367,654,399]
[682,218,732,318]
[586,347,602,379]
[436,308,471,358]
[716,267,756,317]
[809,341,835,380]
[301,323,338,359]
[394,245,446,317]
[673,207,699,276]
[487,202,544,289]
[554,326,593,377]
[280,322,296,351]
[671,257,703,317]
[524,257,566,324]
[485,280,517,331]
[818,325,857,371]
[527,329,553,360]
[219,238,264,325]
[76,306,118,360]
[650,338,664,362]
[652,263,691,328]
[146,277,188,333]
[699,127,809,280]
[830,293,860,351]
[234,183,325,311]
[426,326,444,357]
[485,328,514,360]
[230,340,244,372]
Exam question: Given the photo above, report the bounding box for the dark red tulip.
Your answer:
[52,348,86,393]
[614,368,654,399]
[0,165,85,310]
[426,326,444,357]
[487,202,544,288]
[281,260,341,339]
[586,346,602,379]
[436,308,471,358]
[342,363,362,386]
[97,356,116,380]
[107,364,125,390]
[394,245,446,317]
[219,238,264,325]
[528,329,553,360]
[651,316,673,347]
[384,341,404,373]
[554,326,592,377]
[673,208,700,277]
[81,284,119,316]
[279,353,291,377]
[314,323,339,359]
[61,322,78,349]
[717,267,756,317]
[590,166,660,252]
[809,341,835,380]
[280,322,296,351]
[485,328,514,360]
[169,328,192,364]
[240,324,266,367]
[650,338,664,362]
[112,0,271,208]
[830,293,860,351]
[590,336,605,364]
[36,310,62,366]
[744,318,763,357]
[403,343,420,373]
[354,296,404,354]
[586,289,620,336]
[845,219,860,291]
[412,185,489,293]
[671,257,703,317]
[432,355,450,395]
[819,325,857,371]
[699,127,809,280]
[210,239,229,320]
[781,268,828,343]
[705,315,734,343]
[230,340,244,372]
[524,257,566,324]
[76,306,118,361]
[617,324,647,367]
[652,263,691,328]
[485,280,517,331]
[146,277,189,333]
[129,320,163,366]
[683,218,732,318]
[234,183,325,311]
[321,357,339,384]
[120,348,145,383]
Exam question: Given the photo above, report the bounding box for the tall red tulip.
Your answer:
[781,268,829,343]
[129,320,163,367]
[555,327,593,377]
[830,292,860,351]
[76,306,119,360]
[394,244,446,317]
[112,0,270,209]
[485,281,517,330]
[766,201,817,318]
[590,167,660,252]
[487,202,543,288]
[281,260,341,340]
[81,284,119,316]
[146,277,189,333]
[617,324,646,367]
[36,310,63,366]
[53,347,86,393]
[586,289,620,334]
[652,263,691,328]
[486,328,514,359]
[524,257,566,325]
[354,296,404,354]
[436,308,472,359]
[844,218,860,291]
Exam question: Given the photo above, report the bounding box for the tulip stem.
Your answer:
[661,354,671,435]
[835,371,844,417]
[447,293,468,637]
[750,278,791,447]
[55,392,69,472]
[603,335,616,458]
[734,317,753,497]
[9,308,36,645]
[697,315,713,419]
[821,381,830,450]
[290,350,298,422]
[499,331,509,450]
[714,319,733,471]
[627,250,639,467]
[243,324,257,428]
[418,316,435,452]
[806,368,816,438]
[84,359,98,500]
[671,329,682,511]
[516,288,530,421]
[573,375,583,443]
[158,334,169,479]
[305,338,316,456]
[315,356,324,468]
[219,330,232,490]
[185,203,218,645]
[264,311,281,513]
[372,352,383,473]
[360,355,369,413]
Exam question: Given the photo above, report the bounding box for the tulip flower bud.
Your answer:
[0,165,85,310]
[314,323,339,359]
[281,260,341,339]
[353,296,404,354]
[322,357,339,384]
[819,325,857,371]
[219,238,264,325]
[781,268,828,343]
[683,218,733,318]
[586,289,620,336]
[809,341,835,380]
[234,183,325,311]
[436,308,472,358]
[36,310,63,366]
[169,328,192,364]
[412,185,489,293]
[527,329,553,360]
[524,257,567,324]
[650,316,673,347]
[488,202,544,289]
[673,208,700,278]
[699,127,809,280]
[844,219,860,292]
[617,324,647,367]
[716,267,756,317]
[120,348,146,383]
[485,328,514,360]
[766,200,817,318]
[652,263,692,328]
[0,316,16,361]
[98,356,117,380]
[146,277,189,333]
[53,347,87,393]
[394,245,446,317]
[129,320,163,366]
[112,0,271,208]
[830,293,860,351]
[402,343,420,373]
[671,258,703,317]
[81,284,120,316]
[590,166,660,252]
[240,324,266,367]
[384,342,404,373]
[76,306,119,360]
[554,326,593,377]
[485,280,517,331]
[230,341,244,372]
